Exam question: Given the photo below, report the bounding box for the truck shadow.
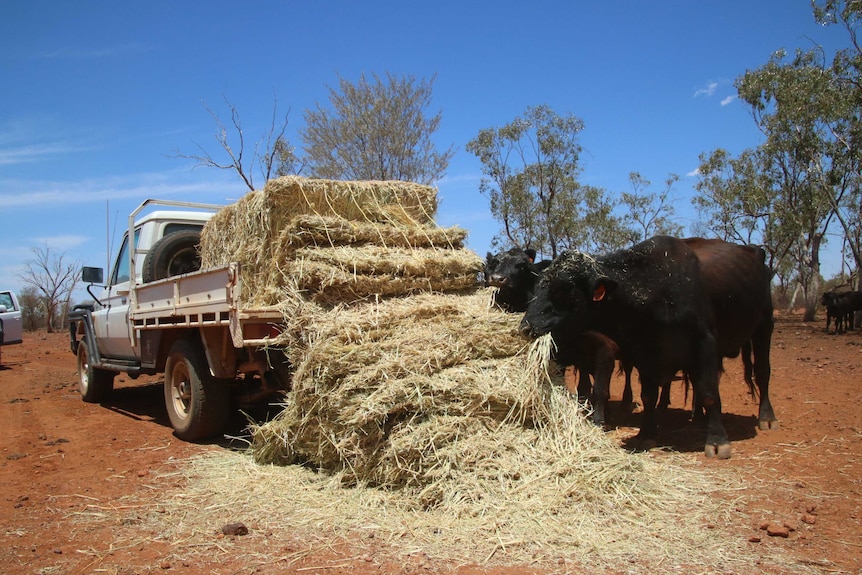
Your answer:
[101,382,286,448]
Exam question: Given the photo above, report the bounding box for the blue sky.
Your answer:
[0,1,851,299]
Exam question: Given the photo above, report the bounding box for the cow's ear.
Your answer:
[524,248,537,263]
[592,278,618,302]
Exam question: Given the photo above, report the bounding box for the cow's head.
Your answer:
[484,248,538,289]
[519,250,618,339]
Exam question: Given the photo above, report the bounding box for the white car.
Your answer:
[0,290,23,363]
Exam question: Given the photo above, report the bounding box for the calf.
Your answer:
[520,236,776,459]
[822,291,862,334]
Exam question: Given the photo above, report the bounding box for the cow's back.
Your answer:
[683,238,772,358]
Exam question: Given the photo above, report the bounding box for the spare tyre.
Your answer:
[142,230,202,283]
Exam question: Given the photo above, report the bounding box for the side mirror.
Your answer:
[82,266,104,284]
[82,267,105,307]
[0,305,6,313]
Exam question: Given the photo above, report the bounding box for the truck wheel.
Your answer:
[164,339,230,441]
[76,338,115,402]
[142,230,202,283]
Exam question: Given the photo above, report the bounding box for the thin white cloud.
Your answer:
[720,95,737,106]
[694,82,719,98]
[0,117,101,164]
[686,168,701,177]
[0,141,98,165]
[29,235,90,250]
[0,171,244,209]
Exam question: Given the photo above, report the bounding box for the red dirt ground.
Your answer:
[1,312,860,575]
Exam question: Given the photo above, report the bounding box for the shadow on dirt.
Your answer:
[99,382,285,449]
[609,402,760,453]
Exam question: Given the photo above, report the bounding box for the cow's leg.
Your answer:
[576,368,592,401]
[657,380,671,411]
[691,335,730,458]
[752,317,778,431]
[635,374,661,450]
[620,364,636,412]
[589,355,615,428]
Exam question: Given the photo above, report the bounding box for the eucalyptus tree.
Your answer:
[467,105,628,258]
[813,0,862,288]
[301,73,454,185]
[734,46,852,319]
[619,172,684,243]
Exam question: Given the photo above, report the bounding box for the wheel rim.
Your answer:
[167,247,200,276]
[169,361,193,421]
[78,346,90,394]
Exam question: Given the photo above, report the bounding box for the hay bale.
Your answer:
[200,177,477,307]
[250,291,560,498]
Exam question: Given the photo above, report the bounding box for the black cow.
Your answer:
[822,291,862,334]
[520,236,776,459]
[485,248,670,426]
[484,248,550,312]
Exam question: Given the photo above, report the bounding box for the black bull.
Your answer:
[520,236,777,459]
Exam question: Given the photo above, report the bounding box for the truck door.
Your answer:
[0,291,23,345]
[94,230,140,360]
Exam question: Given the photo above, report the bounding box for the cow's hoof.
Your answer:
[704,443,732,459]
[759,419,780,431]
[638,438,657,452]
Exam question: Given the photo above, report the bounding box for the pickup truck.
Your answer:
[0,289,23,364]
[69,199,288,441]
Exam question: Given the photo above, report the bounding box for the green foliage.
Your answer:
[693,1,862,315]
[301,73,454,185]
[468,105,636,258]
[619,172,684,243]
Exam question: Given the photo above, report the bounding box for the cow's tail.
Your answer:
[741,340,758,400]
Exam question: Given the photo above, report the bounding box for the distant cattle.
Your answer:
[520,236,776,459]
[822,291,862,334]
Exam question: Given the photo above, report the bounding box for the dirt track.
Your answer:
[1,313,860,574]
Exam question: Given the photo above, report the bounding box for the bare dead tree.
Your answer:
[170,95,303,192]
[17,246,80,333]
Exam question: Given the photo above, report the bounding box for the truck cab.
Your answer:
[94,209,213,360]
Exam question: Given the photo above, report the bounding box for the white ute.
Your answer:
[69,199,288,441]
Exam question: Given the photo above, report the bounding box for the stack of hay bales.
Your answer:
[200,176,478,307]
[199,176,621,508]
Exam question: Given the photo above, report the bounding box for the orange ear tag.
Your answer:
[592,284,606,302]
